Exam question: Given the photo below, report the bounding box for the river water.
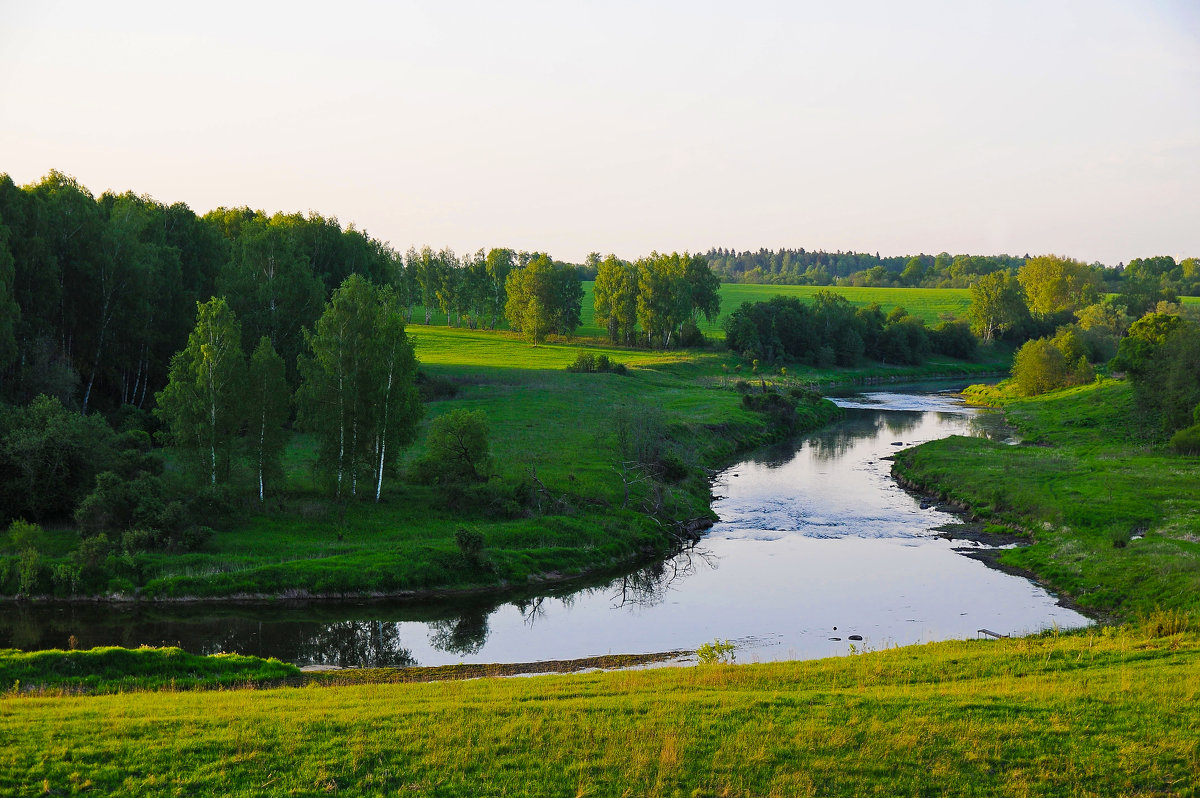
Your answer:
[1,385,1090,666]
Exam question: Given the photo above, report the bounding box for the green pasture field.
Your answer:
[894,378,1200,619]
[414,283,974,339]
[3,623,1197,796]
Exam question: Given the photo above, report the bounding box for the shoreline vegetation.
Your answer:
[2,321,1011,606]
[893,377,1200,621]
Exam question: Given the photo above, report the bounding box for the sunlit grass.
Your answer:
[3,626,1198,795]
[895,378,1200,618]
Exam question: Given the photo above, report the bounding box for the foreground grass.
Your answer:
[2,626,1198,796]
[894,378,1200,618]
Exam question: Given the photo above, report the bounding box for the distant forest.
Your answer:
[700,248,1200,296]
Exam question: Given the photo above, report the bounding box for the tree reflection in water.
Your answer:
[208,619,417,668]
[427,608,491,655]
[610,546,717,609]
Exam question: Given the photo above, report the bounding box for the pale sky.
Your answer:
[2,0,1197,265]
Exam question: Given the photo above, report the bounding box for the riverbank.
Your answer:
[892,377,1200,620]
[3,329,857,604]
[4,622,1197,795]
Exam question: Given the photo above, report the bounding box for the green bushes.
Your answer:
[0,646,300,694]
[565,351,628,375]
[1011,336,1094,396]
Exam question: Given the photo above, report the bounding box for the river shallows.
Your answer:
[1,386,1089,666]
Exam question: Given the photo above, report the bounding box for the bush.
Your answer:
[696,638,736,664]
[415,370,460,402]
[454,526,485,564]
[930,320,978,360]
[566,351,627,375]
[7,519,42,552]
[678,319,707,348]
[413,409,492,484]
[1169,424,1200,455]
[1011,336,1094,397]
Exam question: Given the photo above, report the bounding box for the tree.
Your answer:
[1011,336,1092,397]
[969,271,1027,342]
[594,254,638,344]
[0,395,116,523]
[370,291,422,501]
[297,276,422,500]
[484,248,514,329]
[408,246,439,324]
[246,337,289,502]
[217,220,324,384]
[505,254,556,345]
[0,212,18,377]
[1018,255,1102,318]
[155,298,246,486]
[414,409,492,484]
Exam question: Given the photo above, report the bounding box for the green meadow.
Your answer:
[3,623,1198,796]
[894,378,1200,619]
[121,327,842,600]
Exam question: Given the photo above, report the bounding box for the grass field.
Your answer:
[413,283,975,340]
[894,378,1200,619]
[3,623,1197,796]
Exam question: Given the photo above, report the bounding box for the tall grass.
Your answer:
[3,628,1198,795]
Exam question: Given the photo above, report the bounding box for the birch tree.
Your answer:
[154,298,245,485]
[298,275,422,500]
[246,336,289,502]
[371,290,421,501]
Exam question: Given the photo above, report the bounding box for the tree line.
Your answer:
[723,291,975,367]
[592,252,721,348]
[705,247,1199,295]
[0,171,590,415]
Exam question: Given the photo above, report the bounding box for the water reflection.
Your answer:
[0,385,1086,667]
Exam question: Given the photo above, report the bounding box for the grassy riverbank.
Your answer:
[4,321,1008,602]
[0,647,298,694]
[893,378,1200,619]
[3,623,1197,795]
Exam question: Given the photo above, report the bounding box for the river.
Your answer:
[0,384,1091,666]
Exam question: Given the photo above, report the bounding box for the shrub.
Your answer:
[7,519,42,551]
[1011,336,1094,397]
[567,352,596,373]
[454,526,485,564]
[566,351,627,375]
[415,370,460,402]
[678,319,707,348]
[696,638,736,664]
[413,409,492,484]
[1169,424,1200,455]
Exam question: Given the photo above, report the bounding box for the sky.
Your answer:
[1,0,1197,266]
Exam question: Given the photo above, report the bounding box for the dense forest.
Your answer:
[704,247,1200,296]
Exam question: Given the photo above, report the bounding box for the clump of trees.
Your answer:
[1112,312,1200,433]
[723,291,967,367]
[593,252,720,348]
[296,275,422,502]
[503,254,584,345]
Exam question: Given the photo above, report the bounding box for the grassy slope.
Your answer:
[893,378,1200,618]
[129,329,847,599]
[3,627,1198,796]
